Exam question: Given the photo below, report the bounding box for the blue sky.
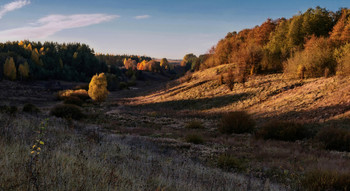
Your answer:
[0,0,349,59]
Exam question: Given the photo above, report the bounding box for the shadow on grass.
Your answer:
[132,92,253,111]
[256,104,350,128]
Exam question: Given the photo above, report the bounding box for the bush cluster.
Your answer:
[0,105,17,115]
[50,104,85,120]
[185,120,204,129]
[218,111,255,134]
[185,134,204,144]
[316,127,350,152]
[22,103,40,113]
[63,96,84,106]
[256,120,309,142]
[217,153,246,172]
[302,170,350,191]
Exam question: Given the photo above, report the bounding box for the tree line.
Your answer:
[0,41,159,82]
[184,7,350,79]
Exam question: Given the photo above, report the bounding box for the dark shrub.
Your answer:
[50,104,84,120]
[225,68,235,91]
[106,73,119,91]
[316,127,350,152]
[23,103,40,113]
[302,170,350,191]
[0,105,17,115]
[185,134,204,144]
[185,120,204,129]
[256,120,309,142]
[217,153,246,172]
[63,96,84,106]
[218,111,255,134]
[119,82,129,90]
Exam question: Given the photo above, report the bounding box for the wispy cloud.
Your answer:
[0,0,30,19]
[0,14,119,40]
[134,15,150,19]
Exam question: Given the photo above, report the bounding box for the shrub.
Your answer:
[185,134,204,144]
[185,120,204,129]
[302,170,350,191]
[225,68,235,91]
[119,82,129,90]
[88,73,109,102]
[57,89,89,101]
[316,127,350,152]
[50,104,84,120]
[0,105,17,115]
[256,120,309,142]
[63,96,84,106]
[106,73,119,91]
[217,153,246,172]
[218,111,255,134]
[23,103,40,113]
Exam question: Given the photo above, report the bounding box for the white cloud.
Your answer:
[0,0,30,19]
[134,15,150,19]
[0,14,119,40]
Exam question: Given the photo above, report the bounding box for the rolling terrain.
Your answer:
[1,64,350,190]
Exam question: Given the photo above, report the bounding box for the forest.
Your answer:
[185,7,350,80]
[0,40,156,82]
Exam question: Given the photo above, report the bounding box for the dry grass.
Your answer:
[129,64,350,125]
[0,113,287,191]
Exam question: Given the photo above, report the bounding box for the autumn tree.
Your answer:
[31,50,43,66]
[88,73,109,102]
[124,58,137,70]
[255,18,277,45]
[3,57,16,80]
[181,53,197,71]
[18,61,29,80]
[160,58,169,70]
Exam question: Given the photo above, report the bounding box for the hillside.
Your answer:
[129,64,350,125]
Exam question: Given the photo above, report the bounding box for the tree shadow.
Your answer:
[256,104,350,126]
[132,92,253,111]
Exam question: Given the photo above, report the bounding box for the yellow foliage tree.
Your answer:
[18,40,24,46]
[88,73,109,102]
[4,57,16,81]
[31,50,43,66]
[18,61,29,80]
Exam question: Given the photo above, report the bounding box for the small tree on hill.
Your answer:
[88,73,109,102]
[160,58,169,70]
[4,57,16,81]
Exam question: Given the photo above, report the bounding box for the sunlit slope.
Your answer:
[134,64,350,123]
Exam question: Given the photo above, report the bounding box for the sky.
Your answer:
[0,0,349,59]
